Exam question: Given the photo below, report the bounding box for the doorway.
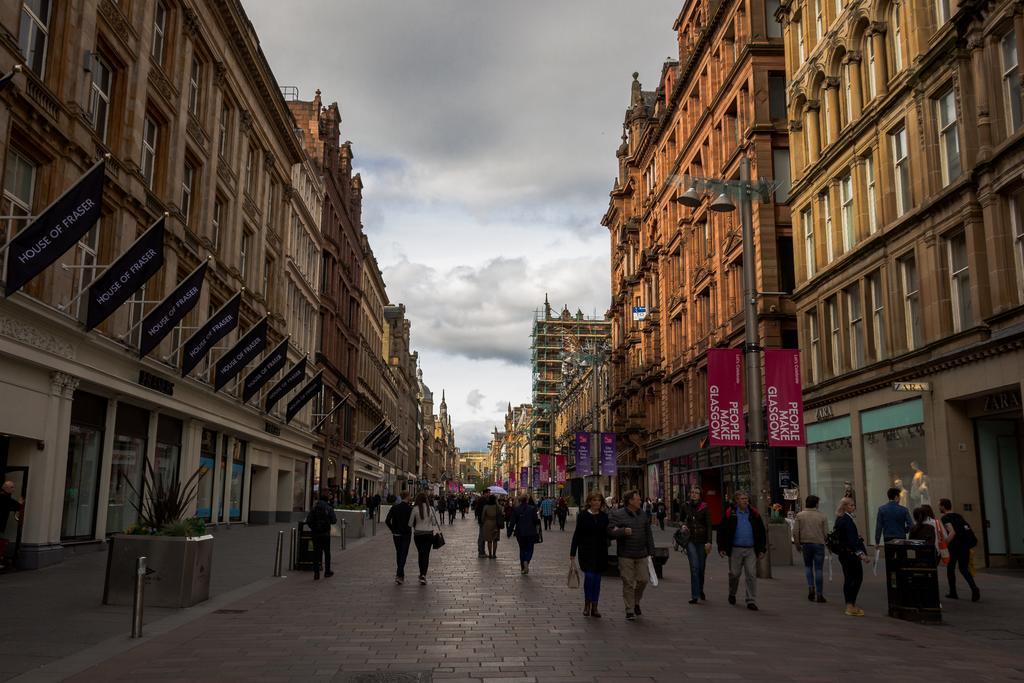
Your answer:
[975,417,1024,568]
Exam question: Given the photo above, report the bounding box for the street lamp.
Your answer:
[675,155,777,579]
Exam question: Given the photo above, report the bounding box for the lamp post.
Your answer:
[676,155,777,579]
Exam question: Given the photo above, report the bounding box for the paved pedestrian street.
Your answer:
[19,514,1014,682]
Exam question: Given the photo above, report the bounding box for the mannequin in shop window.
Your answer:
[893,478,909,508]
[910,462,930,507]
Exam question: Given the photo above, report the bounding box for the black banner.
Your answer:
[213,317,268,392]
[265,357,307,412]
[180,292,241,376]
[0,69,15,91]
[139,260,208,358]
[242,338,288,404]
[85,217,165,330]
[286,370,323,424]
[5,159,106,296]
[380,433,400,456]
[362,419,388,446]
[371,425,394,451]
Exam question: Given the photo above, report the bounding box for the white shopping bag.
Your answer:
[873,547,881,576]
[647,556,659,586]
[827,552,834,582]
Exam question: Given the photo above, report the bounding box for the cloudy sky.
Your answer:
[245,0,681,450]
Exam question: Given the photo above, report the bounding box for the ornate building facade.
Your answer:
[781,0,1024,565]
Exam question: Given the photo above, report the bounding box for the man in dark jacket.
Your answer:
[717,491,766,610]
[474,493,489,557]
[306,491,337,580]
[874,487,912,545]
[0,480,23,569]
[608,490,656,621]
[385,491,413,584]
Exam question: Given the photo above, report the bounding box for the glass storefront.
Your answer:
[806,416,853,524]
[293,460,307,512]
[106,404,149,534]
[155,415,182,489]
[862,399,927,542]
[62,391,106,540]
[228,440,246,522]
[665,447,750,527]
[196,429,217,521]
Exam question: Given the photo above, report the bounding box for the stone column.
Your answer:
[970,33,993,162]
[805,101,821,164]
[869,24,889,97]
[825,77,842,144]
[93,398,118,539]
[845,52,863,121]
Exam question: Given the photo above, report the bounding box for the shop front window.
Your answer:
[229,440,246,522]
[293,460,308,511]
[62,421,103,540]
[155,415,182,489]
[862,399,927,543]
[806,416,853,523]
[106,404,149,534]
[196,429,217,521]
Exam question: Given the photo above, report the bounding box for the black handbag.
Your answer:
[432,531,446,549]
[536,524,544,544]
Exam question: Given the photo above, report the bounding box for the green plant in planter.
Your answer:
[121,458,207,536]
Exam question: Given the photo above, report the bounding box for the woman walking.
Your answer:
[447,496,457,525]
[680,485,712,604]
[409,492,438,585]
[556,497,569,531]
[570,491,609,617]
[509,494,541,574]
[481,493,503,558]
[834,497,870,616]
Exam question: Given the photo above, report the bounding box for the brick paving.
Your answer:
[34,514,1024,681]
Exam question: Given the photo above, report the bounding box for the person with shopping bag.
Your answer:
[608,490,655,621]
[570,491,610,618]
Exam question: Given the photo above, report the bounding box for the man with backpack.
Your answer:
[939,498,980,602]
[306,491,337,580]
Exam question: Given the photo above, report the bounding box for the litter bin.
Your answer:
[295,522,317,571]
[884,539,941,623]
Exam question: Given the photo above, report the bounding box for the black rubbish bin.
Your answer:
[885,539,941,623]
[295,522,317,571]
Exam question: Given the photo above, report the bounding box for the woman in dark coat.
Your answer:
[570,491,610,617]
[835,497,871,617]
[509,494,541,575]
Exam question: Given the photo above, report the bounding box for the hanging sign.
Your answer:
[707,347,745,446]
[5,159,106,296]
[539,453,551,485]
[765,349,806,447]
[265,357,307,412]
[556,454,567,484]
[139,260,208,358]
[85,216,165,330]
[519,466,528,491]
[285,370,323,423]
[575,432,592,476]
[599,432,617,476]
[242,338,288,403]
[213,317,268,391]
[180,292,241,376]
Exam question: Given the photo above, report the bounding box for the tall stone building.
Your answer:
[354,240,388,496]
[384,303,420,487]
[603,0,795,508]
[0,0,320,566]
[781,0,1024,565]
[287,91,362,492]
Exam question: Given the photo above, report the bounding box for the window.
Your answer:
[1011,193,1024,300]
[240,229,252,283]
[19,0,50,76]
[891,125,910,216]
[946,230,971,332]
[152,2,167,65]
[73,226,100,318]
[821,190,834,263]
[807,309,820,383]
[263,257,272,296]
[840,173,854,252]
[773,148,791,203]
[802,207,815,278]
[1,150,36,280]
[827,297,841,375]
[267,179,276,229]
[891,2,903,72]
[219,105,230,159]
[211,198,222,251]
[141,115,158,190]
[898,252,922,349]
[936,89,961,185]
[866,37,878,100]
[935,0,950,25]
[815,0,824,40]
[843,63,853,123]
[1001,31,1023,134]
[188,59,201,117]
[245,146,256,195]
[835,0,843,17]
[766,0,782,38]
[868,271,886,360]
[865,154,878,234]
[768,74,787,121]
[797,17,806,64]
[846,283,864,369]
[180,163,195,223]
[88,52,113,143]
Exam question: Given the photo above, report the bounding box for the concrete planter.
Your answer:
[767,523,794,566]
[332,510,367,539]
[103,534,214,608]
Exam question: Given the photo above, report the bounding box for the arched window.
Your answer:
[865,34,878,100]
[891,2,903,73]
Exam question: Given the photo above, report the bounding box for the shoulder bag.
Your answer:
[430,509,446,549]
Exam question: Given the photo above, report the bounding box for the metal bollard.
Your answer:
[288,527,297,570]
[340,519,347,550]
[131,556,146,638]
[273,530,284,577]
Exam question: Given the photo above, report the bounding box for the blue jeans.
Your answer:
[802,543,825,596]
[583,571,602,603]
[517,536,535,564]
[685,542,707,600]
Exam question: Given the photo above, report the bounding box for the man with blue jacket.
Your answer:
[874,487,913,545]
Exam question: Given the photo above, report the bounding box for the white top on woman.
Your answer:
[409,504,436,535]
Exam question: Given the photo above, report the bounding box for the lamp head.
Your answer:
[675,186,701,208]
[709,192,736,212]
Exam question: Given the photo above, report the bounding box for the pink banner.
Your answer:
[539,453,551,484]
[555,454,566,484]
[707,348,745,446]
[765,349,806,447]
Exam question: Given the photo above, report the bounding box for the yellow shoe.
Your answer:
[844,606,865,616]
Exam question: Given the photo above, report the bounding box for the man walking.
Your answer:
[306,491,337,580]
[874,487,913,546]
[793,494,829,603]
[385,491,413,584]
[608,490,655,621]
[540,496,555,530]
[0,480,23,570]
[474,493,488,558]
[718,491,766,611]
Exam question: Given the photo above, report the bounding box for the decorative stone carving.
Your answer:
[806,99,821,111]
[214,61,228,86]
[789,119,804,132]
[824,76,841,90]
[240,110,253,133]
[98,0,132,45]
[183,7,200,38]
[148,66,176,105]
[263,151,275,170]
[50,371,80,399]
[0,316,75,359]
[843,51,862,65]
